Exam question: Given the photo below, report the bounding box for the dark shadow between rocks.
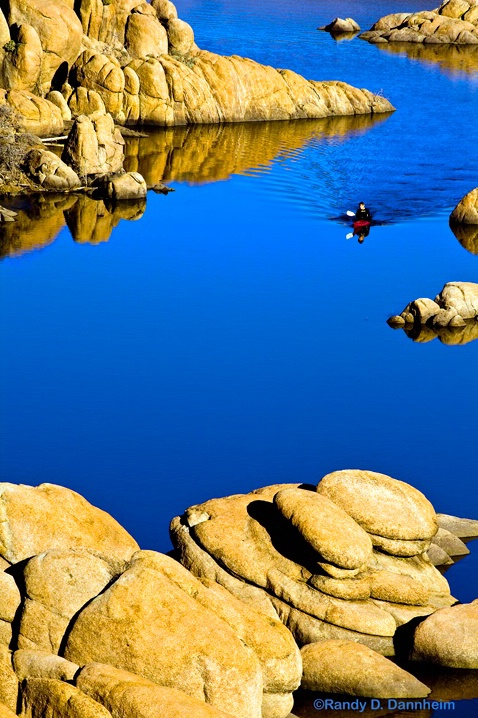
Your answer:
[393,615,429,663]
[247,495,323,574]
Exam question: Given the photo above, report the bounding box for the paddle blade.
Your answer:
[346,232,353,240]
[346,210,355,217]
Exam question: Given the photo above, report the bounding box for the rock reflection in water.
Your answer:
[0,195,77,260]
[377,42,478,78]
[0,115,388,258]
[450,222,478,256]
[400,320,478,346]
[123,115,388,186]
[0,194,146,259]
[64,195,146,245]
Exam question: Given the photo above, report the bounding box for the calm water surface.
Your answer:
[1,1,478,709]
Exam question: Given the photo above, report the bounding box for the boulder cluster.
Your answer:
[0,474,476,717]
[361,0,478,45]
[0,0,394,140]
[388,281,478,338]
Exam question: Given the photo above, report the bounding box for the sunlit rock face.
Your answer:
[388,281,478,343]
[361,0,478,45]
[0,0,394,129]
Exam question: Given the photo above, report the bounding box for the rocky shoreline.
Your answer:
[0,474,476,717]
[360,0,478,45]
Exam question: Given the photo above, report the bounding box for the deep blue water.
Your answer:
[1,1,478,711]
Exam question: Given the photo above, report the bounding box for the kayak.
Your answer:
[353,220,371,230]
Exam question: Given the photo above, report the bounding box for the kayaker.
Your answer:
[355,202,372,223]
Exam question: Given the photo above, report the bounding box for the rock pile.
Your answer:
[361,0,478,45]
[0,476,476,717]
[0,0,394,136]
[388,281,478,331]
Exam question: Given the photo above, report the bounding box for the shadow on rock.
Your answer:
[123,115,390,186]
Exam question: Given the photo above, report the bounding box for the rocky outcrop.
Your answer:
[301,640,430,698]
[0,90,63,135]
[388,281,478,331]
[318,18,361,35]
[450,186,478,224]
[171,473,461,666]
[0,479,475,715]
[62,113,124,177]
[413,602,478,668]
[0,0,394,132]
[361,0,478,45]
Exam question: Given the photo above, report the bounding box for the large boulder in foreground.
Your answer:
[450,187,478,224]
[64,552,264,718]
[62,113,124,176]
[20,677,112,718]
[301,640,430,698]
[0,483,139,564]
[361,0,478,45]
[76,663,233,718]
[316,470,438,541]
[413,601,478,668]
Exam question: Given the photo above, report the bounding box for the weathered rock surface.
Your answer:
[319,17,361,34]
[437,512,478,537]
[100,171,147,201]
[18,548,123,652]
[309,574,371,600]
[361,0,478,45]
[62,113,124,176]
[1,91,63,135]
[6,0,83,92]
[76,663,233,718]
[0,483,139,564]
[13,649,79,682]
[413,601,478,668]
[64,552,264,718]
[316,470,438,541]
[23,148,81,190]
[20,677,112,718]
[368,570,430,606]
[431,527,469,557]
[274,488,373,570]
[451,187,478,223]
[0,645,18,713]
[388,281,478,330]
[301,640,430,698]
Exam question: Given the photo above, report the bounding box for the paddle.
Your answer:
[346,232,354,239]
[346,210,355,217]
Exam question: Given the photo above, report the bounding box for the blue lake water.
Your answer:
[1,0,478,710]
